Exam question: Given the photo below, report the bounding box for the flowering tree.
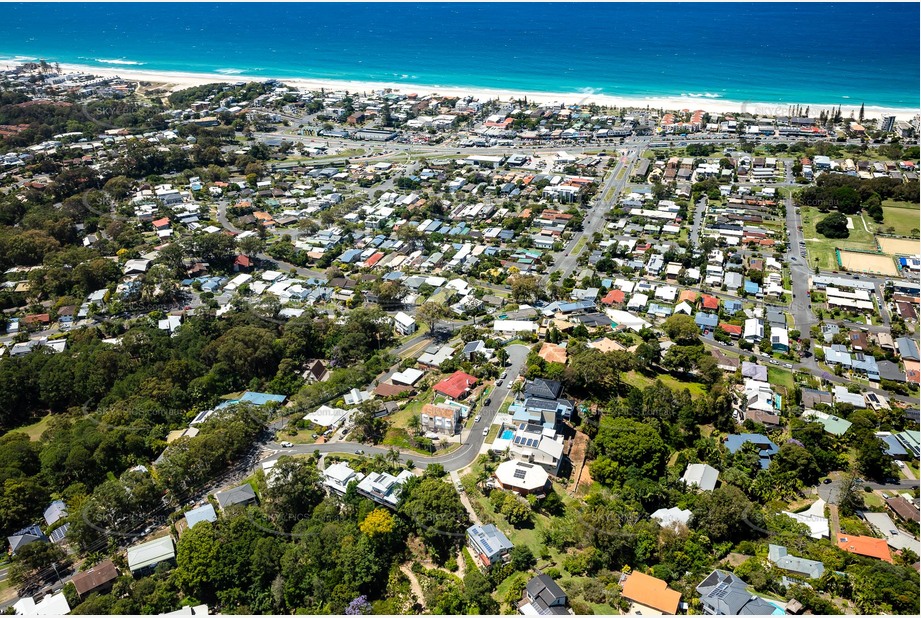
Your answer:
[345,595,372,615]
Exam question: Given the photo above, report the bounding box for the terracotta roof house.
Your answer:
[836,534,893,562]
[621,571,681,615]
[433,371,478,399]
[538,342,568,364]
[601,289,625,305]
[718,322,742,337]
[701,294,720,310]
[679,290,699,304]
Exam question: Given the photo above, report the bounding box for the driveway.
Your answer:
[263,344,530,472]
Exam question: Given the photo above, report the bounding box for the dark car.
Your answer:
[484,398,492,406]
[823,478,832,484]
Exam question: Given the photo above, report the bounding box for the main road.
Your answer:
[261,343,531,472]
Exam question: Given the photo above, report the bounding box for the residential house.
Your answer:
[767,544,824,580]
[724,434,779,469]
[356,470,414,509]
[743,318,764,342]
[621,571,682,616]
[836,534,892,562]
[183,504,217,530]
[392,311,416,335]
[682,463,719,491]
[71,559,118,598]
[467,523,514,567]
[214,484,258,512]
[696,569,779,615]
[8,525,48,555]
[519,574,571,616]
[433,371,478,399]
[322,461,366,495]
[495,460,551,496]
[127,536,176,575]
[421,403,460,435]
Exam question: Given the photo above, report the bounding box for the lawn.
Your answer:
[878,201,920,238]
[622,370,706,396]
[2,414,54,442]
[800,206,877,271]
[484,424,501,445]
[767,367,795,392]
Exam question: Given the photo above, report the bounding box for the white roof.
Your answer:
[393,311,415,327]
[651,506,692,528]
[304,405,351,427]
[14,592,70,616]
[127,536,175,572]
[494,459,548,491]
[493,320,537,332]
[391,368,424,385]
[682,463,719,491]
[782,499,829,539]
[604,309,651,332]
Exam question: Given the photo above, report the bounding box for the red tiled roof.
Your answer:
[433,371,478,399]
[234,255,252,267]
[601,290,625,305]
[719,322,742,335]
[701,295,720,310]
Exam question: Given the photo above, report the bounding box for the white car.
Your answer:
[483,428,489,437]
[475,414,482,422]
[279,441,293,448]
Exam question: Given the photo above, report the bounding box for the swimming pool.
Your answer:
[500,429,514,440]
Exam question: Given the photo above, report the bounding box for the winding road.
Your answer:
[261,344,530,472]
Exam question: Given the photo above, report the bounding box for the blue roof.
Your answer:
[744,280,761,294]
[723,299,743,312]
[185,504,217,529]
[882,434,908,458]
[725,433,779,456]
[338,249,362,263]
[695,312,719,327]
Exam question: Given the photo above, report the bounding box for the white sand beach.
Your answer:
[50,62,921,120]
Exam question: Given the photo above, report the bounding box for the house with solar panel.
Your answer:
[356,469,414,509]
[506,421,565,476]
[696,569,782,615]
[467,523,514,568]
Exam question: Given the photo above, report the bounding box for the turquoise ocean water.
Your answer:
[0,2,918,110]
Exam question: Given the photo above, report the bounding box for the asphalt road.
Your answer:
[262,343,530,472]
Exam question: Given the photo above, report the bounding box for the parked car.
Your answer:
[482,428,489,437]
[475,414,482,422]
[280,441,293,448]
[784,363,793,368]
[496,380,503,387]
[355,449,364,455]
[484,398,492,406]
[823,478,832,484]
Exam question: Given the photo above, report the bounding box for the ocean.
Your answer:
[0,2,918,110]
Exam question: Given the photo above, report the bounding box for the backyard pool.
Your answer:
[500,429,514,440]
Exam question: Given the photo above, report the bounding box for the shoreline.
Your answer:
[31,61,921,121]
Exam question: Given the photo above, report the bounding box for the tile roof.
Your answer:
[836,534,892,562]
[622,571,681,614]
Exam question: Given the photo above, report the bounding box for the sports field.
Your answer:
[878,237,920,256]
[838,250,898,276]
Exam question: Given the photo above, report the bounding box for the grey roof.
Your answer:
[896,337,920,361]
[43,500,68,526]
[696,569,778,615]
[8,524,48,554]
[767,544,825,579]
[525,378,563,400]
[741,361,768,382]
[525,573,568,613]
[214,484,257,510]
